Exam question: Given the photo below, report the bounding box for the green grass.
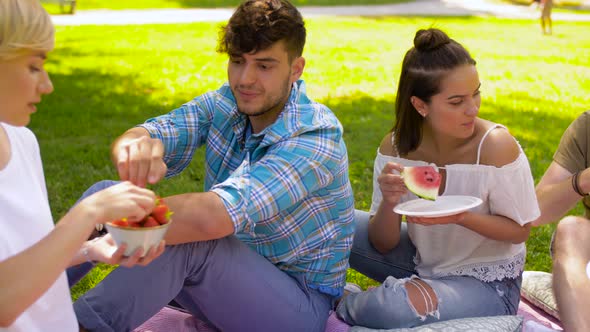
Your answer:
[42,0,409,13]
[32,16,590,298]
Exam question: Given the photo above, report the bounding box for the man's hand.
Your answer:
[112,128,168,187]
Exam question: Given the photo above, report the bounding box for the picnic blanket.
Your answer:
[132,296,563,332]
[133,307,349,332]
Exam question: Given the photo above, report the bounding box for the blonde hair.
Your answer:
[0,0,55,60]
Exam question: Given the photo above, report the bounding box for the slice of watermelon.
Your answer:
[402,166,441,201]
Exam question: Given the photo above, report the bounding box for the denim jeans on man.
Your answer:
[70,180,333,332]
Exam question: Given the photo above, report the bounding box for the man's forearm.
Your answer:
[163,191,235,244]
[534,180,580,226]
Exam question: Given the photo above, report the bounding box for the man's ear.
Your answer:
[410,96,428,117]
[290,56,305,83]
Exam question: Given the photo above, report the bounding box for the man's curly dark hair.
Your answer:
[218,0,306,62]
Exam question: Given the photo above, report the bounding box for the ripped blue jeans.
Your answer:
[336,210,522,329]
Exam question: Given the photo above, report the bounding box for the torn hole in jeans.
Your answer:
[400,276,441,321]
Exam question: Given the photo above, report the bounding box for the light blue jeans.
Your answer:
[70,181,333,332]
[337,210,522,329]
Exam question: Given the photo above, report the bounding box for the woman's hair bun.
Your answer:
[413,28,451,52]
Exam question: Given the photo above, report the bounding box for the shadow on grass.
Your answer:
[324,95,394,210]
[29,69,205,219]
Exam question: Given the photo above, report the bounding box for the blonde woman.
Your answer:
[0,1,164,330]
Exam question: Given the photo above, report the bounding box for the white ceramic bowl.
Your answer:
[105,220,171,257]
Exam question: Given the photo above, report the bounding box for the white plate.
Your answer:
[393,195,483,218]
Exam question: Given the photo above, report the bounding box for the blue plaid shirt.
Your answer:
[140,80,354,296]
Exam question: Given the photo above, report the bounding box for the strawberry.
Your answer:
[128,221,143,228]
[143,216,160,228]
[151,203,172,225]
[111,219,128,227]
[109,195,173,228]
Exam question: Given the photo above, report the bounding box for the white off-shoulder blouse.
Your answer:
[369,125,540,282]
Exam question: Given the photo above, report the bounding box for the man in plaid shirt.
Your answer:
[74,0,354,331]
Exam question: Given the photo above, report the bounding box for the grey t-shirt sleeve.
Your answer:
[553,111,590,174]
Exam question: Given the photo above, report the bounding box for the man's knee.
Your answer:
[85,180,120,195]
[554,216,590,257]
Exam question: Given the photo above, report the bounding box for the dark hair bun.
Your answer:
[414,28,451,52]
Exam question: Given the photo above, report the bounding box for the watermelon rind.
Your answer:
[402,166,440,201]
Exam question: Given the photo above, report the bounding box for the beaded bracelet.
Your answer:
[572,171,587,197]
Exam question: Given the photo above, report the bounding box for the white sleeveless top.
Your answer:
[0,123,78,332]
[369,125,540,282]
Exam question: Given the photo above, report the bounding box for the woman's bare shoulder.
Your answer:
[378,132,399,157]
[478,123,520,167]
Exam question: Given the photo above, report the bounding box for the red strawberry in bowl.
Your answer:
[143,216,160,228]
[104,194,173,256]
[151,203,172,225]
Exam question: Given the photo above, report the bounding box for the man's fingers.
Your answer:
[116,147,130,181]
[147,160,166,185]
[135,157,150,188]
[127,143,141,185]
[119,138,165,187]
[148,142,166,184]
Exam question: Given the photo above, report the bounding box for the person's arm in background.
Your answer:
[533,112,590,226]
[533,162,590,225]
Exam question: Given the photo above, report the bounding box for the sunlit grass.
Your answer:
[42,0,410,13]
[34,16,590,297]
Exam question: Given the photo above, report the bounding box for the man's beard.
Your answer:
[236,78,292,117]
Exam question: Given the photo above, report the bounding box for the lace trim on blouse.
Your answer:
[414,250,526,282]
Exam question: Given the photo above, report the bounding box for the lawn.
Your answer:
[34,16,590,298]
[42,0,409,12]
